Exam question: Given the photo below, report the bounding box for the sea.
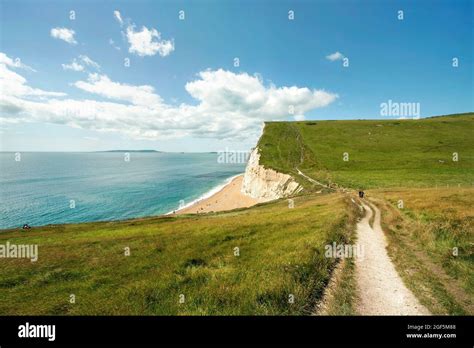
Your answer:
[0,152,246,229]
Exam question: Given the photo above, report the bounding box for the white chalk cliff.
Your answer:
[241,147,302,201]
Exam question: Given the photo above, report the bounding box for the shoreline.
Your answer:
[166,174,242,215]
[172,174,264,215]
[0,174,258,230]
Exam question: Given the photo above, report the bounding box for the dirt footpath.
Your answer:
[355,201,430,315]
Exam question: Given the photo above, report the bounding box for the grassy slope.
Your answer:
[373,188,473,314]
[259,113,474,189]
[0,194,359,315]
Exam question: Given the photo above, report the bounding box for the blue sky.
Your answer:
[0,0,472,152]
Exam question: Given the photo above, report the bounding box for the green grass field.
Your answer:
[0,194,359,315]
[258,113,474,189]
[373,187,473,315]
[1,113,472,315]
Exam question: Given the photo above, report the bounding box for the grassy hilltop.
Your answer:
[0,113,472,315]
[258,113,473,189]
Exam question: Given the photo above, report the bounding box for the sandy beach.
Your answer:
[174,175,263,215]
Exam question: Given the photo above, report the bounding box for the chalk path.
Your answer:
[355,201,430,315]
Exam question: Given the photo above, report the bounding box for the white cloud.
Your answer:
[109,39,121,50]
[62,59,84,72]
[61,56,100,72]
[326,51,345,61]
[73,73,162,106]
[0,53,36,72]
[113,10,123,25]
[115,11,174,57]
[0,56,66,99]
[126,25,174,57]
[78,55,100,70]
[50,27,77,45]
[0,54,337,142]
[185,69,337,118]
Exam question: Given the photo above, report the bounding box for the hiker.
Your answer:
[22,223,31,230]
[358,191,365,199]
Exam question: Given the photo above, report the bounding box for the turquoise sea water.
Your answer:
[0,152,245,229]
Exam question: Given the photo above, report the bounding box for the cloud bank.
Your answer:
[0,53,337,141]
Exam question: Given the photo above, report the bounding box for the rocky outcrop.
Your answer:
[241,147,302,201]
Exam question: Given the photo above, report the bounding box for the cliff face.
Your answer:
[241,147,302,201]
